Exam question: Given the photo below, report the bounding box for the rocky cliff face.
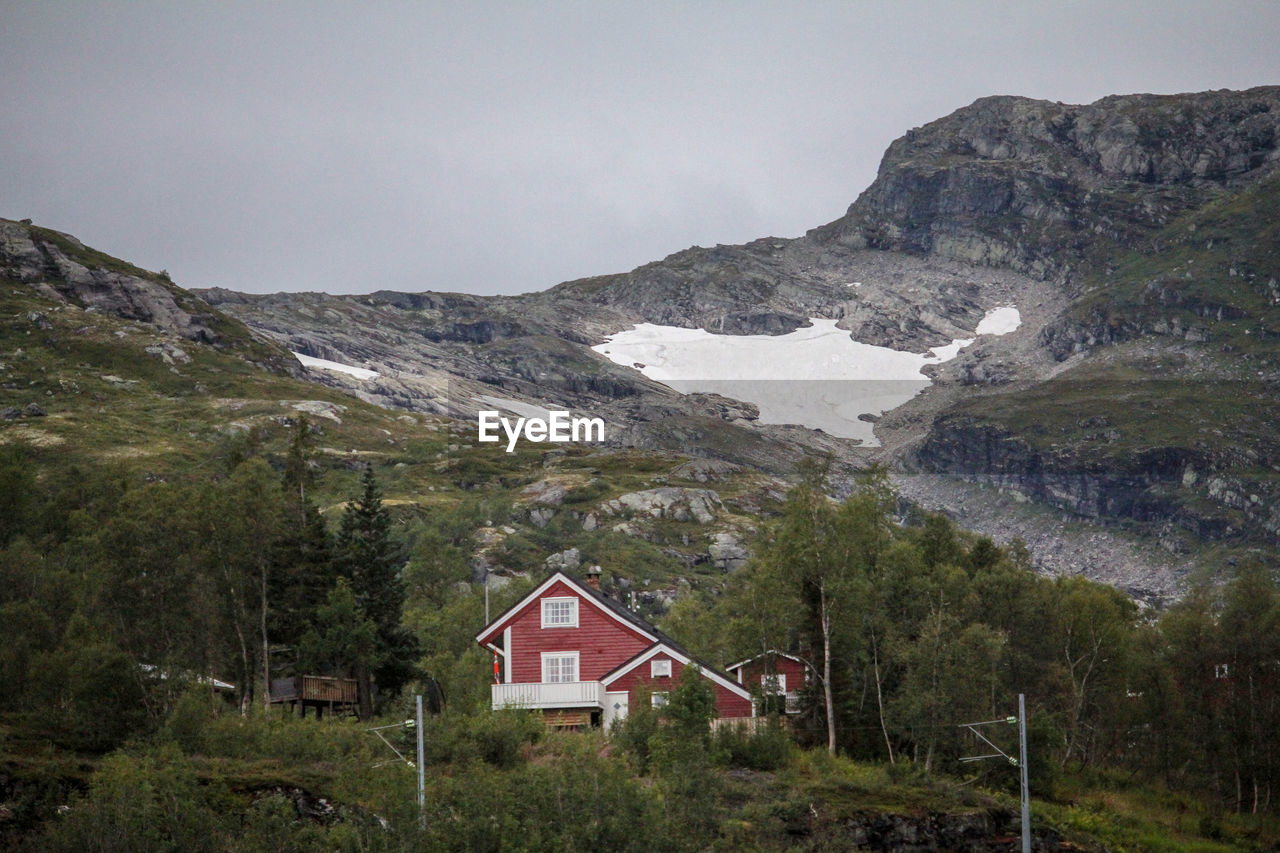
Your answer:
[1,219,221,342]
[193,87,1280,592]
[813,87,1280,281]
[14,87,1276,594]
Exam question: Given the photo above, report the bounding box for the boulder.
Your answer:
[602,487,723,524]
[521,478,568,506]
[144,342,192,365]
[544,548,581,570]
[708,531,750,572]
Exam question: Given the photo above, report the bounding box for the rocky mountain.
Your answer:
[813,87,1280,278]
[196,87,1279,598]
[7,86,1278,600]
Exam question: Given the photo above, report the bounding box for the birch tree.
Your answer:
[748,464,891,754]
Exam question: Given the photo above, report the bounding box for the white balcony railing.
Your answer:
[491,681,606,711]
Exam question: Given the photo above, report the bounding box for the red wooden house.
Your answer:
[476,568,754,728]
[725,650,811,715]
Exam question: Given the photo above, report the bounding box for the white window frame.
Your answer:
[761,673,787,694]
[651,659,672,678]
[541,651,580,683]
[541,596,578,629]
[651,691,668,708]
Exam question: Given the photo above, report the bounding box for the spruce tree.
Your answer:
[272,418,336,660]
[335,465,417,717]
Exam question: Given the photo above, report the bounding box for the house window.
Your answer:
[541,597,578,628]
[651,659,672,678]
[542,652,579,683]
[651,692,668,708]
[1215,663,1229,679]
[761,673,787,694]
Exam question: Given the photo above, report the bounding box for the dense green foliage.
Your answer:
[669,466,1280,819]
[0,435,418,738]
[3,433,1279,849]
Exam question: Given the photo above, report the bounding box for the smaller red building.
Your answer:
[476,569,753,727]
[725,650,811,715]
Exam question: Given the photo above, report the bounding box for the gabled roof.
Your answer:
[725,649,812,674]
[601,641,754,704]
[475,570,659,647]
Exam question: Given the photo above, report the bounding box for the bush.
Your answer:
[162,685,220,753]
[713,719,794,771]
[468,709,542,768]
[34,744,231,852]
[418,709,542,768]
[612,685,660,774]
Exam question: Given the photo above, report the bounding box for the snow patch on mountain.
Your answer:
[975,306,1020,336]
[592,308,1019,445]
[293,352,378,380]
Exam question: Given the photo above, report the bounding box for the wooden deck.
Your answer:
[270,675,360,718]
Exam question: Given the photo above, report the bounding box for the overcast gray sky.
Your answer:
[3,1,1278,296]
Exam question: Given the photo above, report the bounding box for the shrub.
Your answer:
[712,718,794,771]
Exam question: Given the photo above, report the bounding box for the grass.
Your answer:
[1070,171,1280,361]
[10,706,1279,851]
[1042,769,1279,852]
[2,258,782,610]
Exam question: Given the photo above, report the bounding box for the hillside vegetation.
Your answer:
[6,82,1280,847]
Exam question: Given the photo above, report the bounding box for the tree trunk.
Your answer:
[235,620,252,716]
[871,625,894,764]
[261,559,271,715]
[821,580,836,755]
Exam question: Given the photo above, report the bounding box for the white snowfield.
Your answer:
[476,395,557,422]
[975,306,1020,336]
[592,308,1019,446]
[293,352,379,380]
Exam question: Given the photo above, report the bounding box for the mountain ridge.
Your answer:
[8,85,1279,598]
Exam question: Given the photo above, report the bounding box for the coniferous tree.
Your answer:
[271,417,336,667]
[336,465,418,717]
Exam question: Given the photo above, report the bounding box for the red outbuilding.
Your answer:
[725,650,812,715]
[475,568,754,728]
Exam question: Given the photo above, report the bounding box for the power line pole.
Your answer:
[416,693,426,830]
[958,693,1030,853]
[365,695,427,833]
[1018,693,1030,853]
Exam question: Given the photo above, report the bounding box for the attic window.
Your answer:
[761,673,786,694]
[541,597,578,628]
[651,659,672,678]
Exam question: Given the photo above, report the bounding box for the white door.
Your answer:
[605,691,629,728]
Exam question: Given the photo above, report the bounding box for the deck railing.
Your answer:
[491,681,606,710]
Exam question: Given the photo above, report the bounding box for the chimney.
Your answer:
[586,565,602,590]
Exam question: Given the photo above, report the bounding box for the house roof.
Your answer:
[475,570,660,647]
[601,640,754,703]
[725,650,812,674]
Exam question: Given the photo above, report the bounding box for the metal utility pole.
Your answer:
[365,695,427,832]
[416,694,426,830]
[959,693,1030,853]
[1018,693,1030,853]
